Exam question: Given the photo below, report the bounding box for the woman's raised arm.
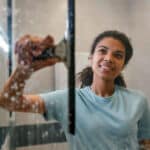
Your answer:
[0,34,60,113]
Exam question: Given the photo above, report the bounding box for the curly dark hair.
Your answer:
[77,30,133,88]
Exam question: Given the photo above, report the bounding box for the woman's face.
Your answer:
[89,37,126,82]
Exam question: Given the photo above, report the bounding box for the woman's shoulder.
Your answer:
[75,86,90,95]
[41,88,89,99]
[116,85,147,101]
[40,89,68,101]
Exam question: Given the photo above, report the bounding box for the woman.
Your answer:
[0,30,150,149]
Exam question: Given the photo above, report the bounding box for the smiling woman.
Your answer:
[0,30,150,150]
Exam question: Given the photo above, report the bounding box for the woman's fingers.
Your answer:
[33,35,55,57]
[15,35,34,65]
[15,34,54,55]
[31,57,60,71]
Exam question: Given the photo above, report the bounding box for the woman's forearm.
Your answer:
[0,64,46,113]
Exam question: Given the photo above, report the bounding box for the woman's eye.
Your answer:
[97,49,107,54]
[114,53,124,59]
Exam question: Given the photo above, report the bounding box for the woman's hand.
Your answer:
[15,34,61,71]
[139,140,150,150]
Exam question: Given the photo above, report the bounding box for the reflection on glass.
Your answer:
[0,27,9,53]
[0,26,9,90]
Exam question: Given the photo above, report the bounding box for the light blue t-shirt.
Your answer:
[40,85,150,150]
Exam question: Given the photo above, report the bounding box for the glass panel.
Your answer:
[1,0,69,150]
[0,0,11,150]
[13,0,69,149]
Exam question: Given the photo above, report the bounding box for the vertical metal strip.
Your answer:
[67,0,76,134]
[7,0,13,117]
[7,0,13,76]
[7,1,16,150]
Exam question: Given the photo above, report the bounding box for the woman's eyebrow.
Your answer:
[98,45,125,52]
[115,50,125,54]
[97,45,108,49]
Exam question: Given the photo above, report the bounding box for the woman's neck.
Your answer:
[91,77,115,97]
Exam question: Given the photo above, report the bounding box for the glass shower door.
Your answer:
[0,0,69,150]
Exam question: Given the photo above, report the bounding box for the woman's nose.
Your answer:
[104,53,113,63]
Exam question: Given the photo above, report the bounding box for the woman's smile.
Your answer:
[99,62,114,72]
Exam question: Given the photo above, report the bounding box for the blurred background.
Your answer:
[0,0,150,149]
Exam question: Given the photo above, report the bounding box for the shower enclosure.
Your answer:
[0,0,150,150]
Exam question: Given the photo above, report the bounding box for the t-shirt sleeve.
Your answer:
[39,89,68,124]
[138,96,150,140]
